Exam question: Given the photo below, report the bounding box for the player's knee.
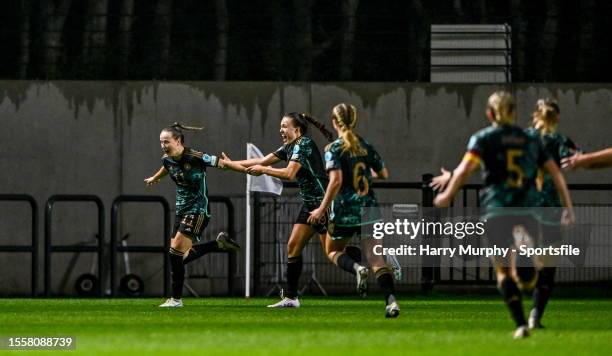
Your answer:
[327,251,340,264]
[287,242,302,258]
[496,267,511,287]
[373,266,392,278]
[513,267,538,292]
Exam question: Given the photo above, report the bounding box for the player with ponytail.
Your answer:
[145,122,246,308]
[225,112,340,308]
[308,103,400,318]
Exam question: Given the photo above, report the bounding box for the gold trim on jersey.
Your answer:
[463,151,482,165]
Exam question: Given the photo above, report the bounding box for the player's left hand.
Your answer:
[561,153,582,170]
[307,207,326,225]
[246,165,265,176]
[144,176,160,186]
[561,208,575,226]
[430,167,452,192]
[433,193,451,208]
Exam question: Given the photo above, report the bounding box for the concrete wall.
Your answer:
[1,81,611,296]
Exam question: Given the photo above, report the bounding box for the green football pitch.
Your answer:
[1,296,610,355]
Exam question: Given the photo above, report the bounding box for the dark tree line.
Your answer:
[1,0,611,82]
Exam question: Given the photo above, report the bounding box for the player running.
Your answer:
[223,112,339,308]
[432,92,574,338]
[308,103,400,318]
[525,98,579,329]
[145,123,245,308]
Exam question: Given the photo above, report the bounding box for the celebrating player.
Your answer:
[145,123,245,308]
[525,98,579,329]
[308,103,400,318]
[224,112,336,308]
[433,92,574,338]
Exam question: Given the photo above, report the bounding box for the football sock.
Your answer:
[334,252,360,275]
[183,241,221,265]
[532,267,556,319]
[498,276,526,327]
[344,245,362,263]
[285,255,303,299]
[375,268,396,305]
[169,248,185,300]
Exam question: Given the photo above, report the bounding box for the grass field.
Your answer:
[0,295,611,355]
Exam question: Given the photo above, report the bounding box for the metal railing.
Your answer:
[44,195,104,297]
[0,194,38,296]
[252,178,612,295]
[110,195,171,297]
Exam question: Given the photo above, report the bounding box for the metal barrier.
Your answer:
[110,195,171,297]
[0,194,38,296]
[209,196,237,296]
[45,195,104,297]
[185,196,236,297]
[253,178,612,294]
[252,180,424,296]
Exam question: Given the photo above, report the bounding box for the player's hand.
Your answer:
[144,176,160,186]
[430,167,452,192]
[221,152,232,161]
[561,208,575,226]
[246,165,265,176]
[307,207,326,225]
[433,193,451,208]
[561,153,583,171]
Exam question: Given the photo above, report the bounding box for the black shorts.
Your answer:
[173,213,209,242]
[485,214,539,248]
[328,222,375,240]
[295,205,327,234]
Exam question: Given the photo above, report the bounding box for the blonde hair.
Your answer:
[534,98,560,135]
[487,91,515,125]
[331,103,366,156]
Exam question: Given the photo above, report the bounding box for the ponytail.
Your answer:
[534,98,560,135]
[301,114,334,142]
[162,122,204,144]
[286,112,334,142]
[331,103,366,156]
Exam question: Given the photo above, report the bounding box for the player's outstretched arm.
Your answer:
[225,152,281,168]
[218,158,248,173]
[246,161,300,180]
[543,159,575,225]
[433,155,479,207]
[144,166,168,186]
[562,147,612,170]
[308,169,342,225]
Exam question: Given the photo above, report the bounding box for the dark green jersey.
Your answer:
[162,148,219,216]
[273,135,328,208]
[466,125,549,210]
[324,136,384,226]
[525,128,579,207]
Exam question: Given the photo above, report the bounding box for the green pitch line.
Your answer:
[0,296,610,355]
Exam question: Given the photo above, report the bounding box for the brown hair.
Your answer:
[285,112,334,142]
[162,122,203,144]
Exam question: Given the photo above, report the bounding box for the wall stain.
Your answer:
[2,81,612,137]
